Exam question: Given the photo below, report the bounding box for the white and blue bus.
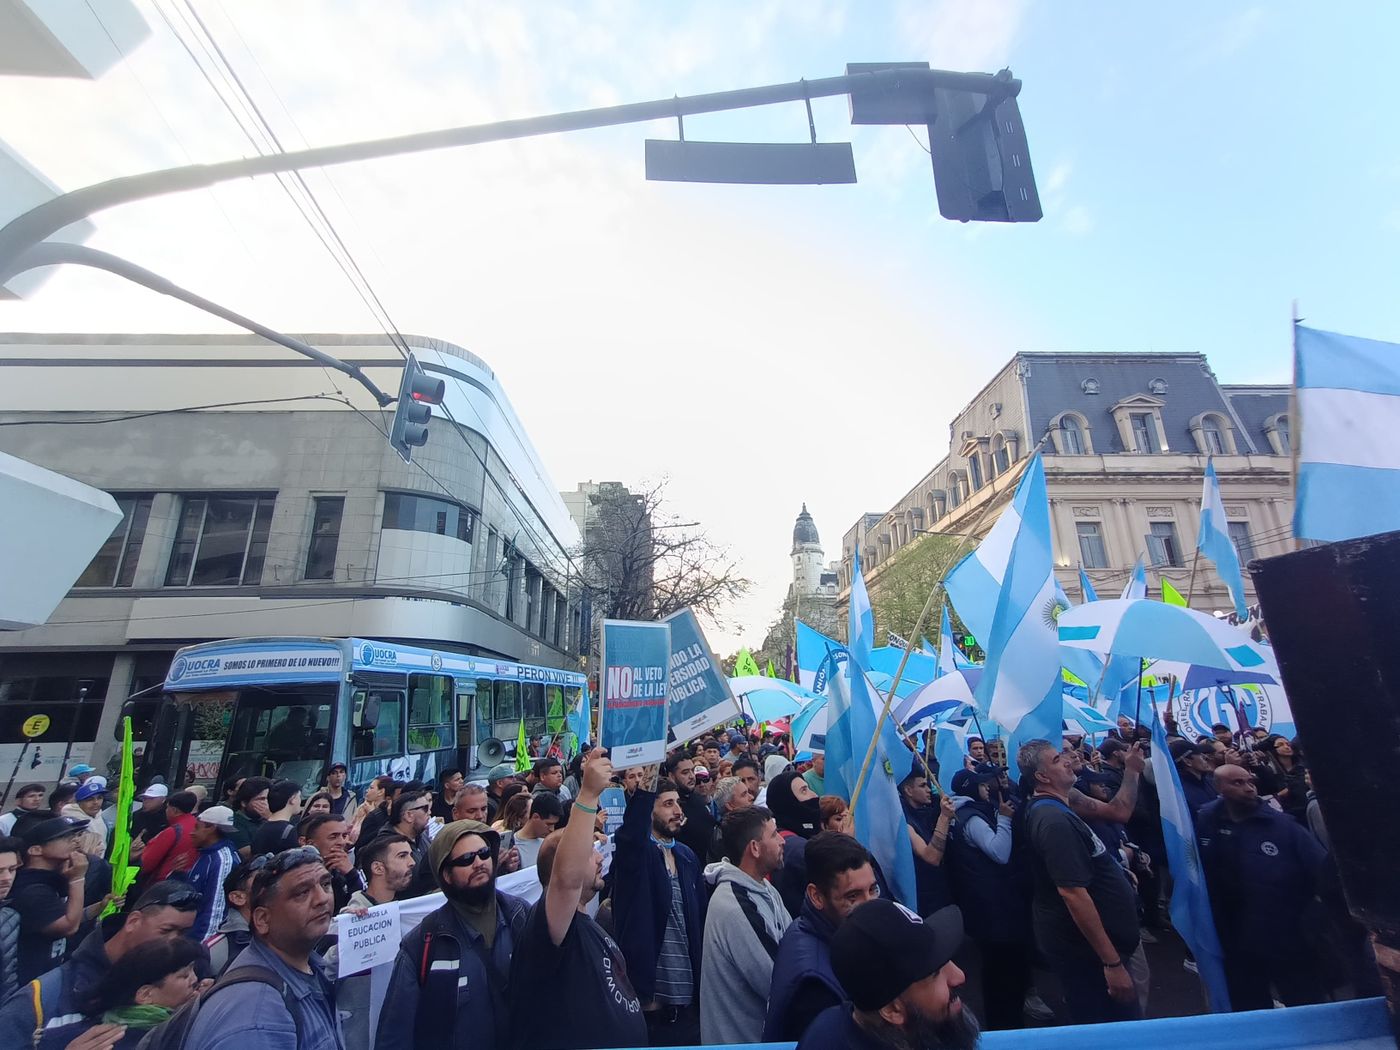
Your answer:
[128,636,589,798]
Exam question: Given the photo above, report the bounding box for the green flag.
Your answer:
[1161,578,1188,607]
[735,649,761,678]
[765,660,777,678]
[102,717,138,917]
[515,718,531,772]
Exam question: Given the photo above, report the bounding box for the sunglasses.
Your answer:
[444,845,494,868]
[138,886,202,911]
[404,804,431,814]
[250,845,324,902]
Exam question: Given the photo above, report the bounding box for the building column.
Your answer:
[90,653,135,773]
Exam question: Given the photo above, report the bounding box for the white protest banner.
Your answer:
[663,607,738,746]
[336,901,401,977]
[496,864,543,905]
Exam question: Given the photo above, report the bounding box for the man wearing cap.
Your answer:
[67,765,98,785]
[322,761,359,821]
[131,782,170,844]
[486,763,519,824]
[8,816,94,982]
[376,819,530,1050]
[0,876,200,1048]
[799,900,980,1050]
[1170,739,1219,822]
[0,783,48,840]
[60,780,109,859]
[186,805,241,942]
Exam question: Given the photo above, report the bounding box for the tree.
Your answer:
[865,532,968,644]
[579,480,750,629]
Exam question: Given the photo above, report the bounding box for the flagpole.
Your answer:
[848,454,1028,814]
[1290,301,1303,552]
[1131,662,1146,730]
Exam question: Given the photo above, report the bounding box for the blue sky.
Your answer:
[2,2,1397,652]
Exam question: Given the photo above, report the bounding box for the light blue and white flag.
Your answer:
[1077,565,1099,603]
[1294,325,1400,542]
[846,550,918,907]
[936,604,970,676]
[1198,461,1249,618]
[969,454,1064,734]
[1150,705,1232,1011]
[935,715,974,789]
[796,620,843,693]
[1097,555,1148,705]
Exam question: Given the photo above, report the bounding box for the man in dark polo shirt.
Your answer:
[1017,739,1145,1024]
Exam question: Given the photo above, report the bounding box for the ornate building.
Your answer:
[789,505,840,603]
[840,352,1292,614]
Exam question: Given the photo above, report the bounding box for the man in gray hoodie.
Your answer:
[700,805,792,1044]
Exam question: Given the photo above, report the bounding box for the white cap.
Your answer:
[85,775,108,791]
[139,783,170,800]
[198,804,235,829]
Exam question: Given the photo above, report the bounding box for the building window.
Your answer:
[1076,522,1109,569]
[1228,521,1255,564]
[1147,521,1184,568]
[1265,413,1291,455]
[1130,413,1156,453]
[504,553,520,621]
[75,494,153,587]
[1059,415,1085,455]
[968,455,984,490]
[991,435,1010,476]
[1202,416,1227,455]
[303,497,344,581]
[165,494,275,587]
[525,566,540,632]
[381,492,475,543]
[554,595,566,647]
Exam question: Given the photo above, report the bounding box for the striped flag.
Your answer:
[1198,461,1248,618]
[1294,325,1400,541]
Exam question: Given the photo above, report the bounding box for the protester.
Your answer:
[700,739,722,772]
[1017,739,1145,1024]
[692,765,714,806]
[321,762,359,821]
[708,775,755,862]
[0,878,200,1049]
[503,791,563,869]
[183,846,346,1050]
[431,768,465,822]
[251,779,304,856]
[532,757,568,801]
[202,857,257,975]
[766,769,821,917]
[10,815,96,982]
[34,936,205,1050]
[130,784,171,844]
[299,814,369,910]
[352,775,396,843]
[452,782,490,824]
[228,777,271,859]
[2,784,49,840]
[700,806,792,1044]
[1169,739,1218,822]
[765,832,882,1042]
[0,835,19,1003]
[49,783,78,818]
[614,773,705,1046]
[1259,734,1310,822]
[664,750,714,864]
[351,833,414,908]
[724,731,749,762]
[508,750,646,1050]
[388,789,433,871]
[137,790,200,884]
[376,820,529,1050]
[61,780,110,860]
[900,761,957,917]
[304,791,335,819]
[493,790,531,834]
[803,753,826,797]
[186,806,240,942]
[819,796,851,834]
[1197,762,1329,1010]
[486,764,519,823]
[732,756,762,802]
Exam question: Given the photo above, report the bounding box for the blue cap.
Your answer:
[68,764,96,777]
[75,781,105,802]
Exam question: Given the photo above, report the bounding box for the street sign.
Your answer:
[21,714,49,738]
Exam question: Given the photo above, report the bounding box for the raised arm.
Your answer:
[545,751,612,945]
[1068,744,1145,824]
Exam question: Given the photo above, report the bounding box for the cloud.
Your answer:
[1062,204,1094,236]
[897,0,1027,72]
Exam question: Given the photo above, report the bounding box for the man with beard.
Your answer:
[614,772,706,1046]
[664,751,713,864]
[376,819,530,1050]
[184,846,346,1050]
[700,806,791,1044]
[765,769,821,917]
[508,751,646,1050]
[799,900,979,1050]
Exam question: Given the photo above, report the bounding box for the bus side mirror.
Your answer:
[359,696,381,730]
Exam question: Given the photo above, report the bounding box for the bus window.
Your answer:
[351,688,403,760]
[545,685,566,734]
[522,682,545,735]
[223,689,335,796]
[408,674,452,753]
[455,683,476,751]
[493,680,519,723]
[474,679,494,750]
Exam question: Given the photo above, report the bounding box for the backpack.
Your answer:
[134,965,303,1050]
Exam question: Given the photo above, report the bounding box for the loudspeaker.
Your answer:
[478,737,506,766]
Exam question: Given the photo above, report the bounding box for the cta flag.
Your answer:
[1150,707,1232,1011]
[1160,577,1188,607]
[1294,325,1400,541]
[735,648,761,679]
[1198,461,1249,618]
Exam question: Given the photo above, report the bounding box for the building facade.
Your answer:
[841,353,1293,614]
[0,332,583,777]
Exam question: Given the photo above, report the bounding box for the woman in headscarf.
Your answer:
[764,769,821,917]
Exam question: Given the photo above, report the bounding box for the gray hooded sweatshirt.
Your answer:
[700,860,792,1045]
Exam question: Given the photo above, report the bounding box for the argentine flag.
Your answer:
[966,454,1064,734]
[1199,461,1249,618]
[1098,555,1148,707]
[1294,325,1400,542]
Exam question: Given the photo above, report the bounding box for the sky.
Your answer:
[3,1,1399,655]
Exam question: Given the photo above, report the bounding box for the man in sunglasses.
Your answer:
[185,845,345,1050]
[376,819,530,1050]
[0,877,201,1049]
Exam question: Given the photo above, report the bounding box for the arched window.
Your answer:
[991,434,1010,476]
[1060,415,1085,455]
[1273,414,1291,454]
[1190,411,1236,456]
[1202,415,1226,455]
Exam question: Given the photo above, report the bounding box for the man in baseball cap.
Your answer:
[798,900,979,1050]
[67,764,97,782]
[1169,738,1219,820]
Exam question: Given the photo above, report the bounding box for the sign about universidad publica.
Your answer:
[599,619,671,768]
[663,608,737,747]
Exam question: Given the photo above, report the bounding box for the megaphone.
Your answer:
[478,737,507,766]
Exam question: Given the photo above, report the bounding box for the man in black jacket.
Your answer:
[664,751,713,864]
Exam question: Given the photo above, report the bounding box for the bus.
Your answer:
[128,636,589,799]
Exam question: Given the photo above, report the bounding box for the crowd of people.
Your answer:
[0,714,1376,1050]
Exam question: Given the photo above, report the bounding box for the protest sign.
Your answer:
[336,901,401,977]
[598,785,627,839]
[663,607,738,746]
[599,619,671,767]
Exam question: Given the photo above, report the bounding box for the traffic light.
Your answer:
[925,72,1041,223]
[389,352,445,463]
